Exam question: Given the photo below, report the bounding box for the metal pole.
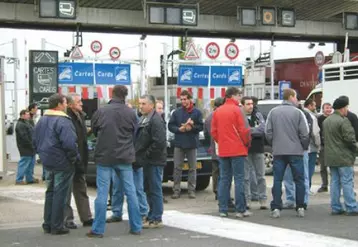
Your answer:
[270,45,275,100]
[24,39,29,106]
[163,43,169,140]
[0,56,7,177]
[139,41,146,95]
[12,38,18,120]
[250,45,255,96]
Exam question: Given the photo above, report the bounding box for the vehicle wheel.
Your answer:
[264,151,273,175]
[196,175,210,191]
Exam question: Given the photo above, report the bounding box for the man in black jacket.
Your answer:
[137,95,167,229]
[168,90,204,199]
[87,85,142,238]
[338,96,358,141]
[64,93,93,229]
[15,110,38,185]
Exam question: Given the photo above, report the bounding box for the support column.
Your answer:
[0,56,7,177]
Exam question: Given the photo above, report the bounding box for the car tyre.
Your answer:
[196,175,210,191]
[264,148,273,175]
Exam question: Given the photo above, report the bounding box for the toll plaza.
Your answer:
[2,0,358,246]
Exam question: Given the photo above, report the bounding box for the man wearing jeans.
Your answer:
[241,96,267,210]
[211,87,252,218]
[168,90,203,199]
[33,94,79,235]
[15,110,38,185]
[265,88,310,218]
[323,97,358,215]
[137,95,167,228]
[87,85,142,238]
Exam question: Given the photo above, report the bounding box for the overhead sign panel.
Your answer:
[239,7,256,26]
[148,3,198,26]
[39,0,76,19]
[58,63,131,85]
[211,66,243,86]
[29,50,59,106]
[281,9,295,27]
[261,7,276,26]
[178,65,209,86]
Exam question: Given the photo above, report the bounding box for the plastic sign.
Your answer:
[90,40,102,54]
[109,47,121,60]
[225,43,239,60]
[205,42,220,60]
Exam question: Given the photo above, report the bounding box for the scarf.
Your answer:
[184,101,194,113]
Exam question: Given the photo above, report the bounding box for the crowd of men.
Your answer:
[12,84,358,237]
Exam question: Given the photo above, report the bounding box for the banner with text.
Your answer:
[177,65,242,87]
[58,62,131,85]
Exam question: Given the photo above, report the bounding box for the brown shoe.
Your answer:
[27,178,40,184]
[15,181,27,185]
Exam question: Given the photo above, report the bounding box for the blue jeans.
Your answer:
[112,167,148,218]
[16,156,35,183]
[144,165,164,221]
[308,152,317,188]
[43,168,74,232]
[92,164,142,235]
[218,156,246,213]
[330,166,358,213]
[271,155,305,210]
[284,151,309,205]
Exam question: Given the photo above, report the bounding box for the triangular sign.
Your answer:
[184,42,200,60]
[71,46,83,59]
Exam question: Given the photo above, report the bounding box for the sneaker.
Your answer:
[129,230,141,235]
[27,178,40,184]
[246,202,251,210]
[236,211,253,218]
[331,210,345,216]
[317,187,328,193]
[51,228,70,235]
[259,200,268,210]
[143,221,163,229]
[106,216,123,223]
[282,202,295,209]
[15,181,27,185]
[86,231,103,238]
[171,192,180,199]
[270,209,281,218]
[188,191,196,199]
[219,212,228,217]
[297,208,305,218]
[309,191,315,196]
[83,219,93,227]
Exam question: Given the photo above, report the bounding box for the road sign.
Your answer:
[90,40,102,54]
[109,47,121,60]
[58,63,131,85]
[70,46,83,59]
[225,43,239,60]
[58,0,76,19]
[314,51,325,67]
[184,42,200,60]
[29,50,59,106]
[211,66,243,86]
[205,42,220,59]
[178,65,209,86]
[278,81,291,100]
[58,63,94,85]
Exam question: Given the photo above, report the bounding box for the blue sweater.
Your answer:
[168,107,203,149]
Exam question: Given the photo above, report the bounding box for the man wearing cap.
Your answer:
[324,96,358,215]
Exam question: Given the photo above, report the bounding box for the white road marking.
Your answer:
[1,186,358,247]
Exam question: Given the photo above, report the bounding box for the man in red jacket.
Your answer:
[211,87,252,218]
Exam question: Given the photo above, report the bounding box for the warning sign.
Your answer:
[70,46,83,59]
[184,42,200,60]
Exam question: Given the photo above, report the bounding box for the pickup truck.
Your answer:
[85,131,213,191]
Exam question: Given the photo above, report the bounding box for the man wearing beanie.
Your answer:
[338,96,358,141]
[323,96,358,215]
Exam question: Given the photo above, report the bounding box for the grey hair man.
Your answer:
[63,93,93,229]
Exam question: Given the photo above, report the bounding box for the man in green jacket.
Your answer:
[323,97,358,216]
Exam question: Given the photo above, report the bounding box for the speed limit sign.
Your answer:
[205,42,220,59]
[90,40,102,54]
[225,43,239,60]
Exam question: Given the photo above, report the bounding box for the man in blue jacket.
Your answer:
[168,90,204,199]
[33,93,79,235]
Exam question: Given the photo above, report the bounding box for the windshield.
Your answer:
[257,104,280,120]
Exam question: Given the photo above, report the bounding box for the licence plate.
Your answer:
[183,162,202,170]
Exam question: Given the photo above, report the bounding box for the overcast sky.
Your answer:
[0,28,335,113]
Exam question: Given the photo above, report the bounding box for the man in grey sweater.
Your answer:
[265,88,310,218]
